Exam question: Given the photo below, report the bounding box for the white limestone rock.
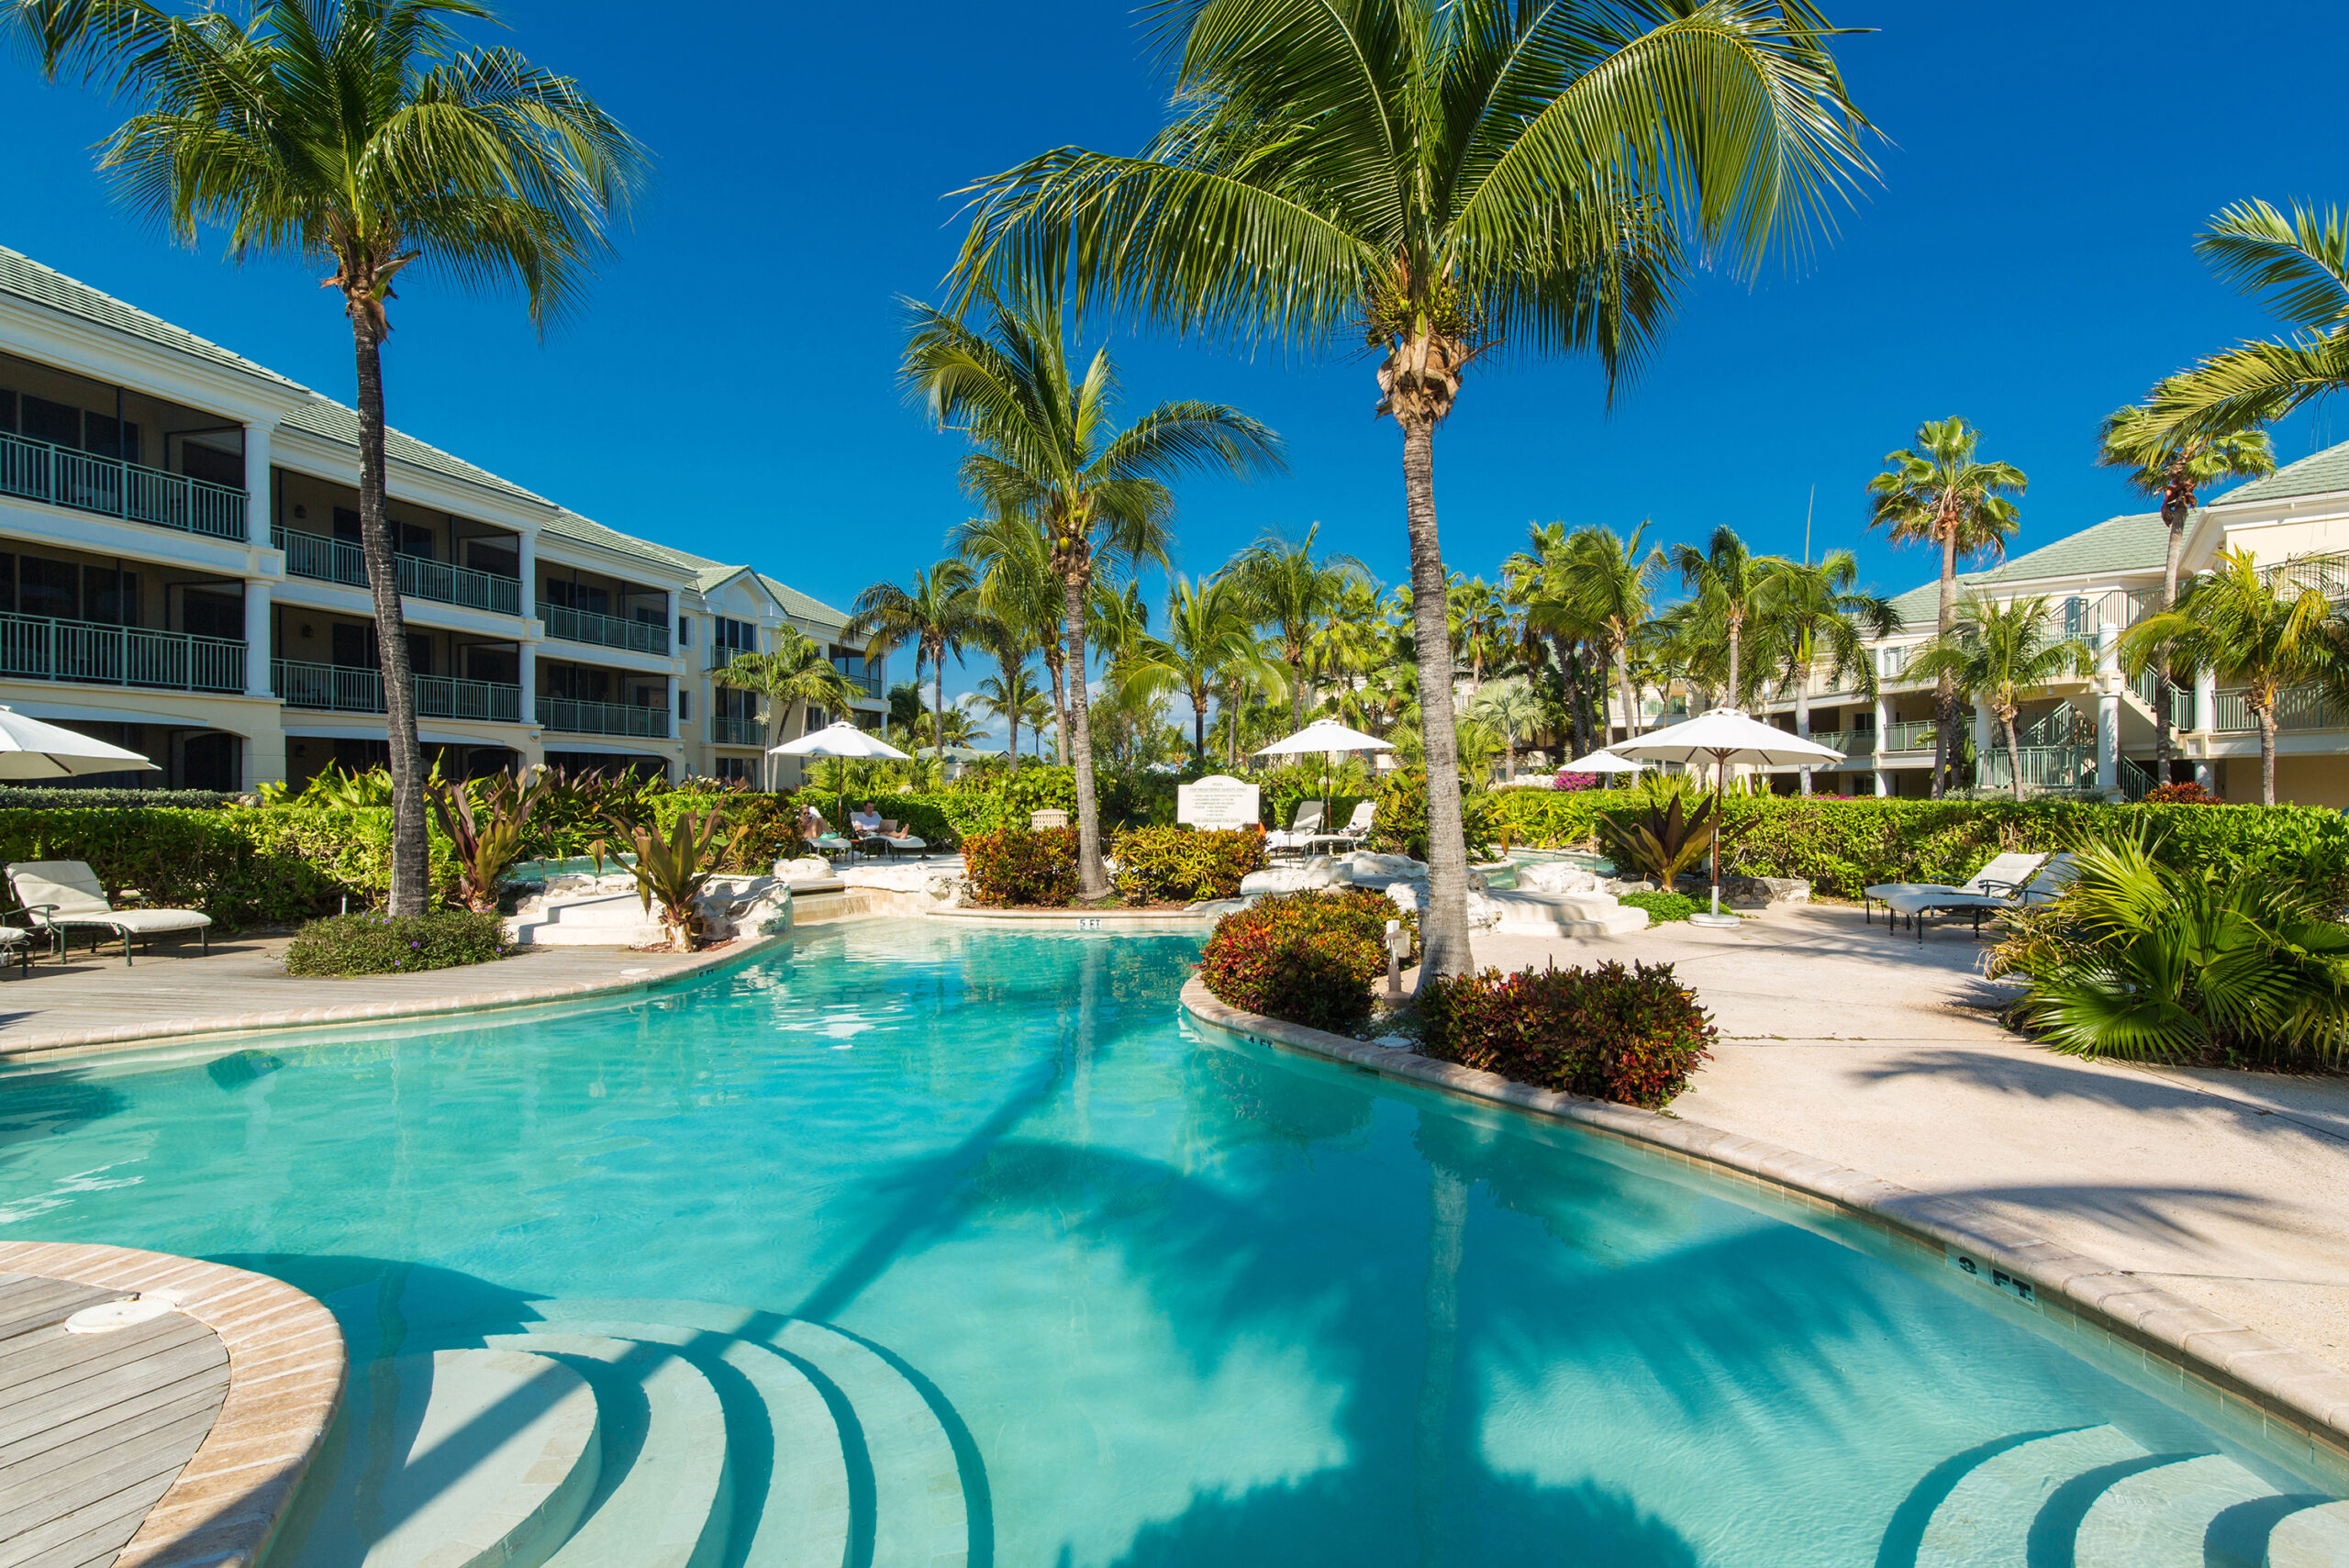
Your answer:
[1518,862,1600,895]
[1383,879,1504,929]
[1238,856,1344,897]
[773,856,835,884]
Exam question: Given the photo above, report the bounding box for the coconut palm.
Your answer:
[715,630,860,791]
[1753,551,1894,794]
[1470,678,1541,782]
[1117,575,1284,765]
[21,0,646,913]
[952,0,1872,978]
[1222,524,1366,729]
[2143,201,2349,441]
[1866,419,2026,797]
[972,645,1045,769]
[1446,576,1511,698]
[846,561,984,779]
[2097,405,2277,776]
[958,506,1075,762]
[904,285,1283,899]
[1673,528,1781,707]
[1907,595,2092,801]
[1520,522,1664,748]
[2119,550,2337,806]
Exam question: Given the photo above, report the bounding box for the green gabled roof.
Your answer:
[283,395,553,508]
[752,573,852,628]
[2213,437,2349,508]
[1976,510,2168,584]
[1885,579,1965,631]
[0,245,303,390]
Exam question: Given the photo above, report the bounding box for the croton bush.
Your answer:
[963,826,1082,906]
[1419,960,1717,1109]
[1110,826,1267,905]
[1197,888,1412,1035]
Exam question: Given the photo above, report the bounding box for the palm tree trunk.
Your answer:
[1291,651,1307,731]
[2005,714,2025,802]
[1725,618,1742,709]
[1932,522,1959,798]
[1618,645,1641,746]
[2259,709,2277,806]
[351,314,429,916]
[1062,572,1109,899]
[1794,672,1813,796]
[2154,506,2186,781]
[1400,416,1473,984]
[930,637,947,773]
[1042,647,1070,766]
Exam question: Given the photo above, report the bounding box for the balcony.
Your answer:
[274,528,523,617]
[712,715,763,746]
[1879,720,1938,751]
[2266,551,2349,601]
[544,602,669,656]
[0,428,246,541]
[1978,744,2098,794]
[1804,729,1875,758]
[2212,686,2349,734]
[540,695,671,739]
[273,659,522,723]
[2132,667,2196,730]
[830,662,885,699]
[0,611,244,694]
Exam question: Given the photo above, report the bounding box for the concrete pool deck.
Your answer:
[1422,904,2349,1375]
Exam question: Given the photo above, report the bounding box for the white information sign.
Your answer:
[1178,773,1261,830]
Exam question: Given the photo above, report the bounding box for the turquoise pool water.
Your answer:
[0,920,2302,1563]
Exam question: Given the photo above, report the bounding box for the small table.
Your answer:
[1303,833,1362,856]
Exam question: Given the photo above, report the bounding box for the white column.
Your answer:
[518,639,538,728]
[1871,693,1892,796]
[1973,699,1993,770]
[517,528,538,619]
[2095,622,2119,791]
[244,580,273,698]
[2194,668,2217,736]
[2194,755,2216,790]
[243,419,274,545]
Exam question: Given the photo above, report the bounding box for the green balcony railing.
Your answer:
[2212,686,2349,734]
[712,715,763,746]
[1803,728,1875,757]
[2266,550,2349,601]
[540,695,671,738]
[1977,743,2099,794]
[273,659,521,722]
[0,428,247,540]
[2132,667,2197,730]
[829,662,885,699]
[273,527,522,616]
[0,611,244,694]
[545,602,670,655]
[1879,720,1938,751]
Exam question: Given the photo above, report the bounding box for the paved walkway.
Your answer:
[1432,906,2349,1372]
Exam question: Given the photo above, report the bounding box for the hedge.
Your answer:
[1110,826,1266,905]
[1420,961,1716,1109]
[1197,888,1402,1034]
[284,906,518,976]
[0,787,233,811]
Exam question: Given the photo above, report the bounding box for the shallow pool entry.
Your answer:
[1,918,2341,1566]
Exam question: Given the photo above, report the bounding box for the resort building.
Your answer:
[0,246,881,791]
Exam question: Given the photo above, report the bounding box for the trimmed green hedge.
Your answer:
[0,787,233,811]
[1110,826,1266,904]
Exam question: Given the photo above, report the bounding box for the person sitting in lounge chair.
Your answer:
[851,801,884,836]
[798,804,832,846]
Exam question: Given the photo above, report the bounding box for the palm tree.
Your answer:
[969,611,1040,767]
[2097,404,2276,777]
[1222,524,1366,730]
[1470,678,1541,783]
[23,0,646,913]
[1754,551,1894,795]
[904,286,1282,899]
[1445,576,1511,699]
[952,0,1872,978]
[1117,575,1283,765]
[958,506,1074,762]
[2120,550,2337,805]
[1866,419,2026,797]
[715,630,859,790]
[1906,595,2090,801]
[846,561,984,777]
[1673,528,1780,707]
[2143,201,2349,441]
[1521,522,1664,749]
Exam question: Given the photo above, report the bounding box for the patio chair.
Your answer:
[6,861,210,965]
[1876,853,2080,944]
[0,926,29,978]
[1307,801,1375,855]
[1862,853,2045,927]
[856,820,930,861]
[1264,800,1326,856]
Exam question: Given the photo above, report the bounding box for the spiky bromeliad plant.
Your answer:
[1989,830,2349,1068]
[429,769,550,913]
[1604,783,1727,888]
[598,808,731,952]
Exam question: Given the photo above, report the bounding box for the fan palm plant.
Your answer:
[2118,549,2337,805]
[2143,201,2349,441]
[1866,418,2026,797]
[952,0,1872,977]
[1906,595,2092,801]
[21,0,647,914]
[1469,678,1541,782]
[847,561,984,781]
[903,285,1283,898]
[1754,550,1894,794]
[1222,524,1367,729]
[2097,404,2276,776]
[715,629,860,791]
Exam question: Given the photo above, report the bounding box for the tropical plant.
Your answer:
[2118,548,2337,805]
[1754,550,1894,794]
[429,768,547,913]
[2097,403,2277,777]
[960,506,1074,760]
[1866,418,2026,796]
[1222,523,1367,729]
[1603,788,1722,888]
[847,560,983,778]
[952,0,1872,979]
[598,806,729,952]
[715,629,861,789]
[1672,527,1779,706]
[1990,829,2349,1067]
[1470,678,1541,782]
[1906,595,2093,801]
[1519,522,1664,750]
[23,0,647,914]
[974,661,1048,766]
[2143,200,2349,442]
[1117,575,1284,765]
[907,284,1283,898]
[1446,575,1512,697]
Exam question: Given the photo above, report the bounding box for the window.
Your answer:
[713,755,751,784]
[676,688,692,722]
[713,617,756,658]
[181,586,242,641]
[676,616,692,647]
[715,686,757,721]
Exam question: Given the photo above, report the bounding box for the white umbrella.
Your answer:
[0,707,158,779]
[1255,719,1395,828]
[1561,747,1648,774]
[768,719,910,827]
[1611,708,1841,926]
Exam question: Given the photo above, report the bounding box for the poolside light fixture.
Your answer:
[1609,708,1841,927]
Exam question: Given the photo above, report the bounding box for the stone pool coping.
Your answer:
[0,1241,344,1568]
[926,905,1212,926]
[1180,975,2349,1489]
[0,933,788,1064]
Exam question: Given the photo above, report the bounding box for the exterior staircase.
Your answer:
[1878,1425,2349,1566]
[275,1298,981,1568]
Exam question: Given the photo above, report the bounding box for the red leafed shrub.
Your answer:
[1419,961,1716,1109]
[963,827,1081,906]
[1197,888,1407,1035]
[2141,781,2223,806]
[1111,825,1268,904]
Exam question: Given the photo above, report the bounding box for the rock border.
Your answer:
[0,1241,344,1568]
[1180,975,2349,1491]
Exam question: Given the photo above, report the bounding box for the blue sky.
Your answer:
[7,0,2347,725]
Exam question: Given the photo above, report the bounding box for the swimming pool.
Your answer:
[0,919,2334,1565]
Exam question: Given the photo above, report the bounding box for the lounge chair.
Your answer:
[0,926,28,977]
[6,861,211,964]
[1874,853,2079,943]
[1264,801,1326,856]
[1863,853,2045,927]
[856,820,929,861]
[1307,801,1375,855]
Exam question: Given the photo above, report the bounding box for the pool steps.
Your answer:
[1887,1423,2349,1566]
[282,1298,975,1568]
